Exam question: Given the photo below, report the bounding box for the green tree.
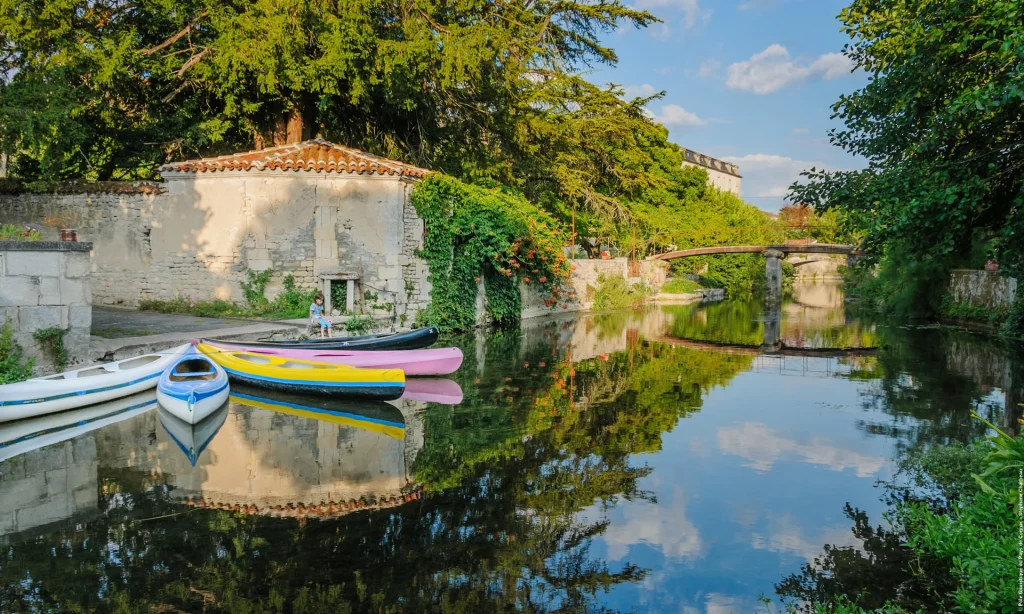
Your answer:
[790,0,1024,315]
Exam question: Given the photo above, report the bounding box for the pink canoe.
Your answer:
[202,342,463,376]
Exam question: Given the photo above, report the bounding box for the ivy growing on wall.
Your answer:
[410,175,573,331]
[33,327,68,372]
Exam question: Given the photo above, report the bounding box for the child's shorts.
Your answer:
[314,315,332,329]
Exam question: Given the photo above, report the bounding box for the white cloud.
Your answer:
[722,152,836,208]
[594,487,705,562]
[655,104,706,128]
[750,513,864,563]
[717,421,886,477]
[726,44,855,94]
[697,59,721,78]
[792,127,810,135]
[622,83,658,99]
[634,0,711,30]
[655,66,674,75]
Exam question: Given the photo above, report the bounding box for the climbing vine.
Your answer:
[33,327,68,372]
[410,175,573,331]
[240,268,273,308]
[0,319,34,383]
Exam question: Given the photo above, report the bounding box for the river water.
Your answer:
[0,281,1018,612]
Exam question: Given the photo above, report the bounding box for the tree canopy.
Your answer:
[789,0,1024,311]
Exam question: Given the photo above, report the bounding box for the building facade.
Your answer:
[681,148,742,196]
[0,139,434,319]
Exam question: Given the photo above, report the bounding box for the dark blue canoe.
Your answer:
[206,326,439,351]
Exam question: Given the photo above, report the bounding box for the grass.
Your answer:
[660,278,702,294]
[138,274,319,321]
[0,224,42,241]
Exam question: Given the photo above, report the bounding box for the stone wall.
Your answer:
[0,175,432,320]
[519,258,669,320]
[0,242,92,373]
[949,269,1017,310]
[0,435,98,537]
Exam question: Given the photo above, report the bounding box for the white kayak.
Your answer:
[0,390,158,463]
[158,403,229,466]
[0,345,189,423]
[156,345,229,424]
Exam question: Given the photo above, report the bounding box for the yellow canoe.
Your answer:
[198,343,405,401]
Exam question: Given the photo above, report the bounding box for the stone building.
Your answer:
[681,148,742,196]
[0,139,434,319]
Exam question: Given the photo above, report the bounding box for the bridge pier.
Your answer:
[762,301,783,353]
[764,248,785,303]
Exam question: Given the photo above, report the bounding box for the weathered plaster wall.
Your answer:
[0,242,92,373]
[949,269,1017,310]
[0,174,431,319]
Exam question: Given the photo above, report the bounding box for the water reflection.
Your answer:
[0,283,1021,611]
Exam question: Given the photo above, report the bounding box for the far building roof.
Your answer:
[158,138,432,179]
[681,148,741,178]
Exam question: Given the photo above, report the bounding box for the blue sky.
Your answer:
[588,0,867,212]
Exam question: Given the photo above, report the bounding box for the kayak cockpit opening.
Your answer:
[278,361,331,369]
[170,359,218,381]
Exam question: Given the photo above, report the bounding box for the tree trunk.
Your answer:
[271,106,310,146]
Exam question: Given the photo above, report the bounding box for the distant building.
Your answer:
[681,148,741,196]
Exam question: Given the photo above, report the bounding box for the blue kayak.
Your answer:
[157,345,229,424]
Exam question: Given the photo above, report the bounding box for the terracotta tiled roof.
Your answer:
[179,490,423,520]
[158,138,431,178]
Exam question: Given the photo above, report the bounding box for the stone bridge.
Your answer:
[648,244,861,301]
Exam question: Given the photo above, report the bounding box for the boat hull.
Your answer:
[156,346,230,424]
[223,371,403,401]
[0,345,189,423]
[208,326,439,351]
[204,344,463,376]
[199,343,405,401]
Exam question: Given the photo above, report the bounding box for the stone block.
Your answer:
[247,248,270,261]
[15,497,71,531]
[72,486,98,510]
[0,511,14,534]
[248,259,272,271]
[38,277,62,305]
[69,305,92,329]
[72,436,97,463]
[20,306,62,332]
[378,266,402,279]
[57,278,86,304]
[5,251,60,276]
[0,474,47,509]
[64,252,91,278]
[0,276,40,307]
[45,468,68,496]
[0,455,25,482]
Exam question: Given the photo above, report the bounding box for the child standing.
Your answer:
[310,293,333,338]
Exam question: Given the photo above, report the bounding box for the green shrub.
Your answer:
[33,327,68,372]
[591,274,652,311]
[0,224,43,241]
[939,295,1007,325]
[240,268,273,308]
[345,315,376,335]
[0,319,34,383]
[660,278,701,294]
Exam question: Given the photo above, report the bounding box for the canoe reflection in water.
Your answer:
[158,402,230,467]
[399,378,464,405]
[0,390,158,463]
[228,385,406,440]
